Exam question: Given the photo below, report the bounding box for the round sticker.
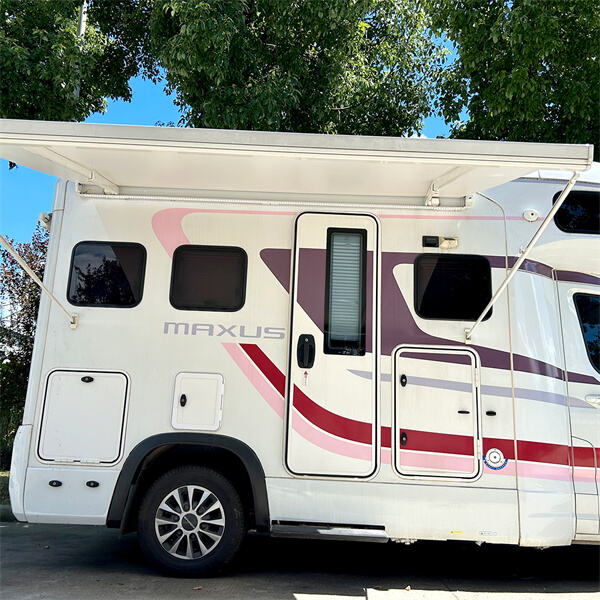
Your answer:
[484,448,508,470]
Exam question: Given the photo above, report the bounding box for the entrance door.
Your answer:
[285,213,378,477]
[557,282,600,536]
[393,346,481,479]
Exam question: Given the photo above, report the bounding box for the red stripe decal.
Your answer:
[400,429,474,456]
[240,343,286,397]
[381,426,392,448]
[483,438,516,460]
[517,440,570,466]
[238,343,595,469]
[573,446,596,468]
[293,385,373,445]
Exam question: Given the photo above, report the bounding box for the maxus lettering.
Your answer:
[163,322,285,339]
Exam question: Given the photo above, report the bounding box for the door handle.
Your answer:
[180,394,187,407]
[400,431,408,446]
[297,334,315,369]
[458,410,470,414]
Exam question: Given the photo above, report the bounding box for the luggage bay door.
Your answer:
[393,346,481,479]
[286,213,379,477]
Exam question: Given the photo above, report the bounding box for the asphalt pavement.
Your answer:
[1,520,599,599]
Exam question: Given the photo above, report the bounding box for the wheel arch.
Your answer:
[107,433,270,533]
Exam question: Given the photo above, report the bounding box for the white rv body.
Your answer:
[2,120,598,571]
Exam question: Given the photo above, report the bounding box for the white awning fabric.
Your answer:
[0,119,594,201]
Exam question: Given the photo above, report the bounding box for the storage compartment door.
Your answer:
[39,371,128,463]
[172,373,224,431]
[394,346,481,479]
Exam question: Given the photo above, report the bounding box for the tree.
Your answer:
[429,0,600,158]
[0,226,48,469]
[149,0,447,135]
[0,0,156,121]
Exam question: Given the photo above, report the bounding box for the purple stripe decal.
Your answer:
[400,351,472,365]
[260,248,291,292]
[349,369,594,409]
[261,248,599,384]
[555,270,600,286]
[297,248,326,333]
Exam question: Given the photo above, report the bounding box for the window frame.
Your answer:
[573,292,600,375]
[67,240,147,308]
[323,227,368,356]
[169,244,248,312]
[553,189,600,235]
[413,253,493,322]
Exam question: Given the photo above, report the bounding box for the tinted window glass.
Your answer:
[415,254,492,320]
[324,229,366,355]
[170,245,247,311]
[68,242,146,307]
[553,190,600,234]
[573,293,600,374]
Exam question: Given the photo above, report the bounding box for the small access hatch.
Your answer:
[393,346,481,479]
[172,373,224,431]
[39,370,128,463]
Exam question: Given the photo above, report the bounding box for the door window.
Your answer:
[324,229,367,355]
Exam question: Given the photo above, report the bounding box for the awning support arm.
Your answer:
[465,171,580,342]
[0,233,78,329]
[33,146,120,195]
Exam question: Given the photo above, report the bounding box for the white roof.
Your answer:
[0,119,594,200]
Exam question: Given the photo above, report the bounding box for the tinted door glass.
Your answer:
[68,242,146,307]
[573,293,600,373]
[170,245,247,311]
[554,190,600,234]
[415,254,492,320]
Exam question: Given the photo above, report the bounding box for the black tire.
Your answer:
[137,466,246,576]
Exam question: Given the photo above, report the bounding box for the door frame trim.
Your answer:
[392,344,483,482]
[284,211,380,479]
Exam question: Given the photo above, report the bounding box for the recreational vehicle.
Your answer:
[1,120,599,575]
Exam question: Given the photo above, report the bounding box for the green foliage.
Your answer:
[0,226,48,469]
[429,0,600,157]
[149,0,447,135]
[0,0,156,121]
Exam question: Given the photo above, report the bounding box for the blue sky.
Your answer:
[1,77,450,243]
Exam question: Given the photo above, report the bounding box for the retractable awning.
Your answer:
[0,118,594,201]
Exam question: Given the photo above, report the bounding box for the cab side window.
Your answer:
[573,293,600,373]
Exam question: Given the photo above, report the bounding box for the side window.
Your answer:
[324,228,367,355]
[414,254,492,321]
[170,245,247,311]
[553,190,600,234]
[573,293,600,374]
[68,242,146,307]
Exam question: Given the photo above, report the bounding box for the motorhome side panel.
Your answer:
[21,183,294,523]
[12,177,599,548]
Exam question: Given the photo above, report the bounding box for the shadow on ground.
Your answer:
[1,522,598,599]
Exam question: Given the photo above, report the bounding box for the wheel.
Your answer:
[137,466,246,576]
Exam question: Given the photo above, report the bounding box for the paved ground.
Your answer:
[1,521,598,599]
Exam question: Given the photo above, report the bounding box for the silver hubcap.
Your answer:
[154,485,225,560]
